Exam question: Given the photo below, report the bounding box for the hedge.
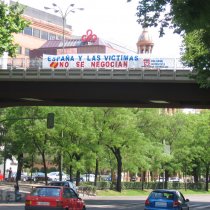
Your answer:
[86,181,210,191]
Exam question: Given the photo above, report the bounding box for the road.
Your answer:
[0,195,210,210]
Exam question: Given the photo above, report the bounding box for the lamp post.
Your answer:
[44,3,84,54]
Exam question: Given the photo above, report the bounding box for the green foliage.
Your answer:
[95,181,111,190]
[1,106,210,190]
[181,30,210,88]
[136,0,210,36]
[0,2,29,57]
[95,181,210,191]
[135,0,210,87]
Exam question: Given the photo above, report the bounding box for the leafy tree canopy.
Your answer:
[0,2,29,57]
[134,0,210,87]
[135,0,210,36]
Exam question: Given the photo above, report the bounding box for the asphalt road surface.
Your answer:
[0,195,210,210]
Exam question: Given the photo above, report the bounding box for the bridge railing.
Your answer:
[0,58,194,81]
[1,58,191,70]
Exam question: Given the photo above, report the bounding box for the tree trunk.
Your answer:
[69,165,73,181]
[94,157,99,186]
[141,171,145,190]
[16,153,24,189]
[205,163,209,191]
[74,154,81,186]
[58,152,62,181]
[192,162,199,183]
[114,147,122,192]
[41,152,48,185]
[164,169,169,189]
[76,170,80,186]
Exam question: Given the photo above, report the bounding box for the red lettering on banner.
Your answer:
[58,62,69,68]
[65,62,69,68]
[76,61,85,68]
[91,61,128,68]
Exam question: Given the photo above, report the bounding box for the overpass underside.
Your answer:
[1,80,210,109]
[0,68,210,109]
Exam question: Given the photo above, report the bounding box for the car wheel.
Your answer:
[82,207,86,210]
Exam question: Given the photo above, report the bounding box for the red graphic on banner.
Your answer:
[81,29,97,43]
[50,62,58,68]
[143,59,150,67]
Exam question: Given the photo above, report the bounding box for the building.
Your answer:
[7,1,136,68]
[10,1,72,61]
[30,35,135,59]
[136,28,154,54]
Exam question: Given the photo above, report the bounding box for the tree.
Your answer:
[134,108,164,187]
[181,30,210,88]
[99,108,140,192]
[52,107,97,186]
[192,111,210,191]
[2,107,38,187]
[173,111,210,190]
[0,2,29,57]
[2,106,56,185]
[134,0,210,87]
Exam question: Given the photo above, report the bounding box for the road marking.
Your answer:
[87,204,118,208]
[0,203,24,206]
[196,205,210,209]
[190,204,202,207]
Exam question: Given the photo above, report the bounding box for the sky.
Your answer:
[13,0,183,57]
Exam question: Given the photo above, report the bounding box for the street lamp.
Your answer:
[44,3,84,54]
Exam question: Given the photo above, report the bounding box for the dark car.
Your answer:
[130,176,137,182]
[9,172,28,182]
[144,189,190,210]
[72,177,84,182]
[25,186,86,210]
[49,181,78,193]
[27,172,51,182]
[104,176,112,181]
[12,173,28,182]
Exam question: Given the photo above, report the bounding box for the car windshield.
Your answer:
[50,182,65,186]
[48,172,57,175]
[31,187,61,197]
[150,191,175,200]
[50,182,74,189]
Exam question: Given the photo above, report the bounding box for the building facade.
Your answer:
[136,28,154,54]
[8,1,135,68]
[30,35,135,59]
[11,1,72,60]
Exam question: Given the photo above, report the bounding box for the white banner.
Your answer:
[42,54,177,69]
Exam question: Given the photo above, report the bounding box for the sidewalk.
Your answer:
[0,182,35,202]
[0,182,94,202]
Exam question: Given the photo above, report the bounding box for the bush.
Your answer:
[96,181,111,190]
[94,181,210,191]
[78,185,96,195]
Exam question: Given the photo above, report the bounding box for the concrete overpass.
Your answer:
[0,66,210,109]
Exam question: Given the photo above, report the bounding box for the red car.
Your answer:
[25,186,86,210]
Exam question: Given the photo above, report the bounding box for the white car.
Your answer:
[169,177,184,182]
[47,171,68,181]
[81,173,95,182]
[49,181,78,193]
